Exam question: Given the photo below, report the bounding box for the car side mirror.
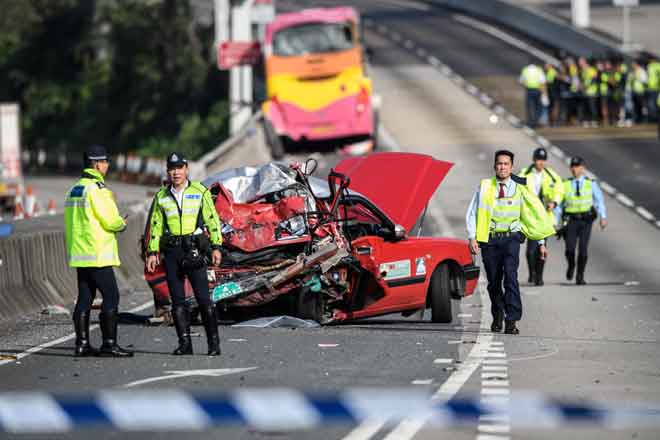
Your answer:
[394,224,407,240]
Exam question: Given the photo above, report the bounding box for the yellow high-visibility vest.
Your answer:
[475,177,555,243]
[521,65,544,90]
[64,168,126,267]
[563,178,593,214]
[517,165,563,205]
[147,180,222,253]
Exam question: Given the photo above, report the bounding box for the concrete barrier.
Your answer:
[427,0,619,58]
[0,204,148,322]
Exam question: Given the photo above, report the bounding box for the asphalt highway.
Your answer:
[2,1,660,439]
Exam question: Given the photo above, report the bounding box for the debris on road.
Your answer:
[232,316,320,329]
[41,305,70,316]
[0,354,18,361]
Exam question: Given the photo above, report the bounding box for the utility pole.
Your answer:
[231,0,255,135]
[571,0,590,29]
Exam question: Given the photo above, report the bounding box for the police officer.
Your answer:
[145,152,223,356]
[466,150,554,335]
[556,157,607,285]
[517,147,563,286]
[519,60,547,127]
[64,145,133,357]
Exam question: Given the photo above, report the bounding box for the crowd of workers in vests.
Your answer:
[520,54,660,128]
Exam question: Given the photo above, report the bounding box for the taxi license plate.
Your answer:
[212,282,242,302]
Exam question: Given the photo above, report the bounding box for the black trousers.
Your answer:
[162,247,212,308]
[74,267,120,320]
[525,239,547,272]
[480,234,522,321]
[564,218,593,258]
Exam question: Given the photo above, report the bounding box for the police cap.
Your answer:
[570,156,585,167]
[166,152,188,169]
[84,145,109,162]
[533,147,547,160]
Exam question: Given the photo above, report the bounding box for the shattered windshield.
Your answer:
[273,22,354,56]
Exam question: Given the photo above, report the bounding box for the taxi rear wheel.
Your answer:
[429,264,452,323]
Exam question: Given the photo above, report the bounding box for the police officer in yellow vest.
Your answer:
[555,157,607,285]
[519,61,547,127]
[145,152,223,356]
[517,147,563,286]
[64,145,133,357]
[467,150,555,335]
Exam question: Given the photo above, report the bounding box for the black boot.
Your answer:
[526,252,536,283]
[565,252,576,281]
[504,320,520,335]
[172,306,193,355]
[576,256,588,285]
[98,310,134,358]
[490,310,504,333]
[73,311,98,357]
[200,304,221,356]
[534,258,545,286]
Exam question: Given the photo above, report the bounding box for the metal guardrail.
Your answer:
[426,0,620,57]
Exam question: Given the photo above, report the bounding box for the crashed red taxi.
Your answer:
[144,152,479,324]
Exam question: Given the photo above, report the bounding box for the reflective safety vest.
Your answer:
[569,64,580,93]
[563,178,593,214]
[582,66,599,97]
[600,72,610,96]
[630,68,646,95]
[64,168,126,267]
[546,66,557,84]
[147,180,222,253]
[647,61,660,92]
[521,65,544,90]
[518,165,563,205]
[475,178,555,243]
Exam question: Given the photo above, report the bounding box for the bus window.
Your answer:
[273,22,355,57]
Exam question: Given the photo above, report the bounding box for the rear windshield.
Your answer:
[273,22,354,56]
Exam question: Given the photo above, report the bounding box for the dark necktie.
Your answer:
[575,180,581,196]
[498,183,505,199]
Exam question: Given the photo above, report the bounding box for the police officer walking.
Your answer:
[466,150,554,335]
[145,152,223,356]
[517,147,563,286]
[65,145,133,357]
[556,157,607,285]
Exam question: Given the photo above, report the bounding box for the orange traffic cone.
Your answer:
[47,199,57,216]
[24,185,36,218]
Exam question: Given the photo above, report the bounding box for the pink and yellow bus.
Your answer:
[262,7,377,158]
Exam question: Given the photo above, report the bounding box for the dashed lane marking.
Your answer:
[0,300,154,368]
[616,193,635,208]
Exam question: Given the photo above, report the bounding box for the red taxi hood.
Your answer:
[334,152,453,232]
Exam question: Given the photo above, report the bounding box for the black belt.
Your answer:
[161,234,195,249]
[566,212,593,221]
[490,231,520,239]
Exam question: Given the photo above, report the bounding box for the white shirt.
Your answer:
[170,180,190,209]
[531,168,544,196]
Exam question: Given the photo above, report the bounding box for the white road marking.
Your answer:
[636,206,655,222]
[482,346,505,352]
[481,380,510,387]
[489,341,504,346]
[452,13,559,66]
[123,367,258,388]
[448,340,463,345]
[482,372,508,379]
[482,388,511,396]
[478,424,511,434]
[433,358,454,364]
[616,193,635,208]
[0,300,153,368]
[599,181,616,196]
[483,359,508,365]
[476,435,511,440]
[457,313,472,318]
[482,366,508,372]
[483,352,507,358]
[341,421,386,440]
[411,379,433,385]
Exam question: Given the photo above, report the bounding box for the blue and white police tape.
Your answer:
[0,389,659,432]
